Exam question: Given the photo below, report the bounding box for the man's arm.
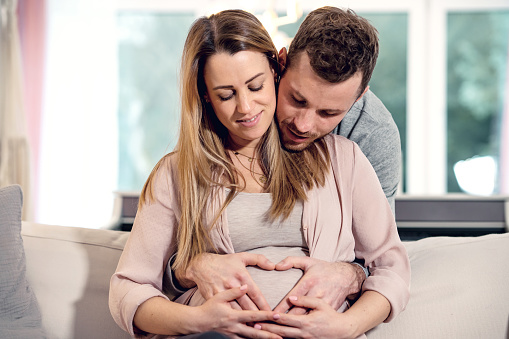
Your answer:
[337,89,401,215]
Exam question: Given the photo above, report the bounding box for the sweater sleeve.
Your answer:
[109,155,179,337]
[349,142,410,322]
[355,124,401,214]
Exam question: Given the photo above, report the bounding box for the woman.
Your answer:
[109,9,410,339]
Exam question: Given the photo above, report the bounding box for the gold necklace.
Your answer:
[233,151,257,162]
[232,151,267,184]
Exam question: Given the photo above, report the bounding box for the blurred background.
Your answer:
[2,0,508,228]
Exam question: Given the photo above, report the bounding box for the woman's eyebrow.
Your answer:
[245,72,264,84]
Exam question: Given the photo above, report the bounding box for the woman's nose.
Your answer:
[237,92,252,114]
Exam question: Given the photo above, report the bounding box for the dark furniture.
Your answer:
[109,192,509,240]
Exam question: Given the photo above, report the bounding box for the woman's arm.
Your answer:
[133,287,282,338]
[254,290,389,339]
[339,290,391,337]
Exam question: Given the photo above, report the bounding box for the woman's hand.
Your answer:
[195,285,283,339]
[255,291,391,339]
[254,295,359,339]
[177,252,276,311]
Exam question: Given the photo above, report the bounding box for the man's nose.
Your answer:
[237,91,252,114]
[292,109,313,133]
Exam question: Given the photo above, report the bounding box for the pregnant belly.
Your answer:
[187,247,308,310]
[243,246,308,310]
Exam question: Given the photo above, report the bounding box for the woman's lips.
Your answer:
[237,112,261,127]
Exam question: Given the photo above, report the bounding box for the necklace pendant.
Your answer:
[248,158,253,162]
[259,175,267,184]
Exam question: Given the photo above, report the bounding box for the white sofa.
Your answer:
[18,221,509,339]
[21,221,131,339]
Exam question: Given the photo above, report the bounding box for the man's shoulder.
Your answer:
[349,89,393,125]
[339,90,399,142]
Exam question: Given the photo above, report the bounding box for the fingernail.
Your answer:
[240,284,248,291]
[289,296,298,301]
[273,313,280,320]
[254,324,262,330]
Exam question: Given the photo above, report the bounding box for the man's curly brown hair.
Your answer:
[286,7,379,97]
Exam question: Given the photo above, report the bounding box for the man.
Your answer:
[169,5,401,333]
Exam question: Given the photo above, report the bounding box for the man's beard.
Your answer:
[279,121,322,152]
[281,139,313,152]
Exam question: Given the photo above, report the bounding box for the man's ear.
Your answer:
[355,86,369,102]
[278,47,288,71]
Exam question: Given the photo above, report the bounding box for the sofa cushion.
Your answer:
[367,232,509,338]
[21,221,131,339]
[0,185,45,338]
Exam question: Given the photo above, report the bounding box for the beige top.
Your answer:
[189,191,307,310]
[109,135,411,338]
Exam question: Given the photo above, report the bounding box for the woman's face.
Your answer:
[203,50,276,148]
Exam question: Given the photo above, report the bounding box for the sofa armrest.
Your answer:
[367,233,509,338]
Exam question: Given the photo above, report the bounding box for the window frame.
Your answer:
[116,0,509,195]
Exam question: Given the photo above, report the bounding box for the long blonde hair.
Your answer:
[140,10,330,271]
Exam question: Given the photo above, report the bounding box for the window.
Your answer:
[447,11,509,194]
[36,0,509,228]
[117,13,195,191]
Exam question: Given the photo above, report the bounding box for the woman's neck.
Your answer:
[227,137,266,193]
[227,137,259,158]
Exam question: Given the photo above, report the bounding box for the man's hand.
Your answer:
[273,257,366,314]
[175,252,275,311]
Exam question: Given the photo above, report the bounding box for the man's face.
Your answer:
[276,52,366,151]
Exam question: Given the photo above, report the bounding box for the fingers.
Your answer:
[254,322,300,339]
[245,283,271,311]
[214,285,249,303]
[255,296,325,337]
[237,325,283,339]
[285,306,307,315]
[275,256,313,271]
[272,295,292,314]
[272,283,308,313]
[239,252,275,271]
[287,295,323,311]
[229,254,272,311]
[229,300,242,310]
[236,294,259,311]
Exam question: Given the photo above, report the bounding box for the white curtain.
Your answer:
[37,0,118,228]
[0,0,31,220]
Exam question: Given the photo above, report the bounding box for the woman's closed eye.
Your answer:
[218,91,235,101]
[249,83,264,92]
[218,84,264,101]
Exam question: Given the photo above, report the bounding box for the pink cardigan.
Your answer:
[109,134,411,337]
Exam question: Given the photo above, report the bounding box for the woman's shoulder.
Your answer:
[144,152,179,190]
[323,134,360,158]
[153,151,178,173]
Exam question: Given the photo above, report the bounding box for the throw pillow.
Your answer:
[0,185,45,338]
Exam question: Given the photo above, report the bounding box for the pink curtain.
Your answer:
[17,0,46,218]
